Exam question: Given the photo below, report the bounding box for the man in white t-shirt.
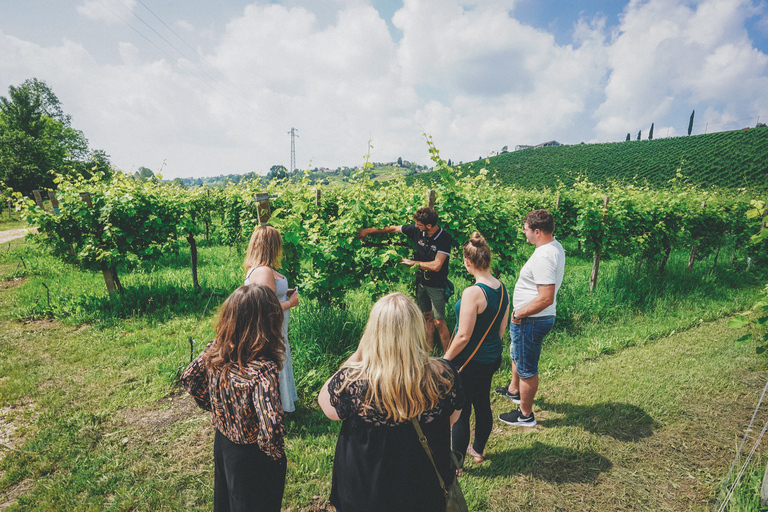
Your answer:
[497,209,565,427]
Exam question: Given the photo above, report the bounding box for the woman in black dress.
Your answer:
[318,292,464,512]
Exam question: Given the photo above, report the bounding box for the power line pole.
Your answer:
[288,127,299,173]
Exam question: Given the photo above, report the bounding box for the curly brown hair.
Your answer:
[204,285,285,375]
[413,206,439,227]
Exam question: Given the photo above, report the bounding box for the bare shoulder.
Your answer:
[462,284,486,300]
[247,266,275,286]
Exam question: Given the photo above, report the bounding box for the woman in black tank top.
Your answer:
[444,232,510,474]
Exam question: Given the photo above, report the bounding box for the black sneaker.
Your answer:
[494,387,521,404]
[498,409,536,427]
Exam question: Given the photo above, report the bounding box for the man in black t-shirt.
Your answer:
[357,207,454,351]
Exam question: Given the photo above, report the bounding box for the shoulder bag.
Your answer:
[411,418,469,512]
[449,282,506,373]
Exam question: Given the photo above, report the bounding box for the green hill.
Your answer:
[412,127,768,190]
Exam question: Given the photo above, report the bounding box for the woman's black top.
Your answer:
[327,359,464,512]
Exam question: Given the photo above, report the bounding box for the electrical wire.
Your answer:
[95,0,267,120]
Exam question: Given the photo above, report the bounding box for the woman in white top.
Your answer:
[244,225,299,412]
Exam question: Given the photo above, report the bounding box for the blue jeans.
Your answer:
[510,316,555,379]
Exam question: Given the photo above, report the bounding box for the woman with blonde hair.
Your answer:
[444,232,509,473]
[182,285,287,511]
[244,224,299,413]
[318,293,464,512]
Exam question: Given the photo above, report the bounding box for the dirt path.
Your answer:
[0,228,36,245]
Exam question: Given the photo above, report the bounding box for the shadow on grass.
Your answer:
[536,399,660,442]
[472,441,613,484]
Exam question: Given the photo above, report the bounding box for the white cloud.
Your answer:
[175,20,195,33]
[1,0,766,178]
[594,0,768,139]
[77,0,137,24]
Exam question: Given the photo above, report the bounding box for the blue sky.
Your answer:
[1,0,767,179]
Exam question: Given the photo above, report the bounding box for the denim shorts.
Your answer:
[510,316,555,379]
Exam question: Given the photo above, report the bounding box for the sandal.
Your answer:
[467,444,484,463]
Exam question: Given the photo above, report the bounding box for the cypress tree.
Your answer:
[688,110,695,136]
[637,130,641,141]
[626,133,630,141]
[649,123,654,140]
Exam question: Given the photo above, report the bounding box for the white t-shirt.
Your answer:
[513,239,565,317]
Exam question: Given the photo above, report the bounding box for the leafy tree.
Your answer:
[133,166,156,181]
[501,145,509,153]
[0,79,97,196]
[267,165,288,181]
[649,123,654,140]
[397,157,403,166]
[688,110,695,136]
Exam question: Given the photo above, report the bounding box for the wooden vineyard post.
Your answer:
[687,201,705,271]
[187,233,200,291]
[47,191,60,215]
[426,189,435,208]
[761,462,768,506]
[315,188,322,208]
[589,196,609,292]
[32,190,45,209]
[555,193,561,210]
[255,192,272,225]
[79,192,93,207]
[7,199,11,219]
[80,192,116,295]
[205,189,210,242]
[49,191,75,257]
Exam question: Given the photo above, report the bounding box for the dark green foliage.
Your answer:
[637,130,641,141]
[626,133,630,141]
[688,110,695,136]
[0,79,109,196]
[443,128,768,191]
[649,123,654,140]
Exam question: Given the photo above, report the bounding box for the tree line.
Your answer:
[0,78,112,197]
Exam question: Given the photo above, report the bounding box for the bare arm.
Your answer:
[317,377,340,421]
[247,267,298,311]
[401,251,448,271]
[356,225,401,239]
[318,346,362,421]
[443,285,484,360]
[511,284,555,324]
[498,295,510,339]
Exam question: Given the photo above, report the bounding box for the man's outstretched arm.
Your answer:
[356,225,401,238]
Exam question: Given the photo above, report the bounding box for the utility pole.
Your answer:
[288,127,299,173]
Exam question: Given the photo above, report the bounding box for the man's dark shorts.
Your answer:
[416,282,447,320]
[510,316,555,378]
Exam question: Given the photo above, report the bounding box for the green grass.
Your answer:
[0,235,766,510]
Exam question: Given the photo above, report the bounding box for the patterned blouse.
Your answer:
[182,341,285,460]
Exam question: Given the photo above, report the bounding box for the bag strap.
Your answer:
[410,417,449,498]
[455,282,506,373]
